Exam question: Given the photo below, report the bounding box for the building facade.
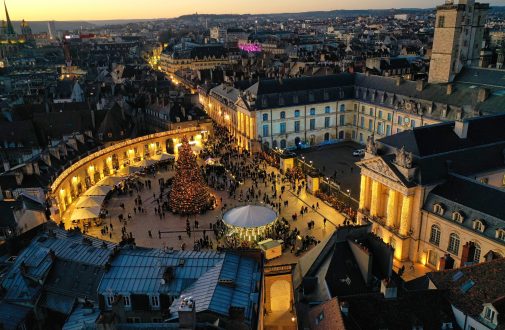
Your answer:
[357,114,505,268]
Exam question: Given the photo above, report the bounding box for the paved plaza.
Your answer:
[61,152,346,265]
[296,141,363,201]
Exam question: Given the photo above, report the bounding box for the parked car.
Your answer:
[353,149,365,157]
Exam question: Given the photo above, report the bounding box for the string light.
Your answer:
[169,136,213,215]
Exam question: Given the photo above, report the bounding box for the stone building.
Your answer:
[429,0,489,83]
[357,114,505,267]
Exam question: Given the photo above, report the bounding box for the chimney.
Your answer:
[33,162,40,175]
[446,83,453,95]
[380,278,397,299]
[340,301,349,316]
[416,80,426,92]
[14,172,24,186]
[454,120,469,139]
[3,161,10,172]
[178,297,196,330]
[477,88,489,103]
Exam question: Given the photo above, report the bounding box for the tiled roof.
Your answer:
[98,248,224,295]
[307,298,346,330]
[341,290,455,330]
[428,258,505,317]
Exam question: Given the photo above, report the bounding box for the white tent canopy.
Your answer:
[71,206,102,221]
[118,166,141,175]
[83,185,112,196]
[75,195,105,209]
[152,153,175,161]
[135,159,156,168]
[223,205,277,228]
[96,176,124,186]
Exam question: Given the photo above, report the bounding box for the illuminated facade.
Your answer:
[50,125,211,215]
[357,115,505,268]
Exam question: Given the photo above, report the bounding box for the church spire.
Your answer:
[4,1,15,36]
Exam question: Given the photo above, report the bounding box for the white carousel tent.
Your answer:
[222,205,278,241]
[223,205,277,228]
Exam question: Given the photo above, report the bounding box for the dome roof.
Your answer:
[223,205,277,228]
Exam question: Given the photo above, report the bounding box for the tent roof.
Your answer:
[71,206,101,221]
[223,205,277,228]
[152,152,175,161]
[83,185,112,196]
[75,195,105,209]
[96,176,124,186]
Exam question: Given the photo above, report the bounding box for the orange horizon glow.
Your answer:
[5,0,503,21]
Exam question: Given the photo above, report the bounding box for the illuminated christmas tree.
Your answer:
[169,137,212,215]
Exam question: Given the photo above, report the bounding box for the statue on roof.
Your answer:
[394,146,413,168]
[366,134,378,155]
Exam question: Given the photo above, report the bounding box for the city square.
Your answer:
[0,0,504,329]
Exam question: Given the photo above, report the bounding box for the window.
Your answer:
[433,203,445,215]
[310,119,316,130]
[484,307,496,322]
[280,139,287,149]
[496,229,505,242]
[448,233,460,255]
[262,113,268,121]
[310,108,316,116]
[294,110,300,118]
[354,104,358,111]
[326,106,332,113]
[150,295,160,308]
[353,114,357,125]
[411,120,416,128]
[368,119,373,131]
[294,121,300,133]
[280,111,286,119]
[378,110,383,119]
[361,106,365,113]
[325,117,331,128]
[339,115,345,126]
[106,295,114,307]
[340,105,345,112]
[369,108,373,116]
[473,220,485,232]
[430,225,441,246]
[472,243,481,263]
[360,117,365,128]
[280,122,286,134]
[315,311,324,325]
[397,116,403,125]
[452,211,464,223]
[262,125,269,137]
[359,133,363,143]
[386,125,391,136]
[387,113,392,121]
[377,122,384,135]
[438,15,445,28]
[123,295,131,307]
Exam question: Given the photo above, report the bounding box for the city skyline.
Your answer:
[7,0,504,21]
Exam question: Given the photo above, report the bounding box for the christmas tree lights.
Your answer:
[169,137,212,215]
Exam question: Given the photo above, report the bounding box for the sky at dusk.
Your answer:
[6,0,504,21]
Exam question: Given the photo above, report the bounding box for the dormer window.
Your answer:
[452,211,464,223]
[496,229,505,242]
[484,306,496,323]
[433,203,445,216]
[473,219,485,233]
